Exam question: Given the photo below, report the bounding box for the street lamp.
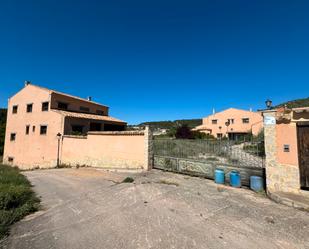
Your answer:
[56,133,62,167]
[265,99,272,109]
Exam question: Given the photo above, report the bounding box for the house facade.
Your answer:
[3,82,127,168]
[193,108,263,139]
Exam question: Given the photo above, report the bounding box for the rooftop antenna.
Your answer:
[249,107,252,112]
[212,108,215,115]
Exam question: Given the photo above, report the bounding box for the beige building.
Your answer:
[193,108,263,139]
[3,82,127,168]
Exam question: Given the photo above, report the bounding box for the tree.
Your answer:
[175,124,193,139]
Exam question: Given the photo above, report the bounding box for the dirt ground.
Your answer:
[1,168,309,249]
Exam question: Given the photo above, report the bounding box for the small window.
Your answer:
[58,102,68,110]
[42,102,49,111]
[40,125,47,135]
[27,104,33,113]
[8,157,14,163]
[26,125,30,135]
[228,119,234,124]
[96,110,104,115]
[32,126,36,132]
[12,105,18,114]
[242,118,250,124]
[10,133,16,141]
[212,119,218,125]
[80,106,90,112]
[217,133,223,138]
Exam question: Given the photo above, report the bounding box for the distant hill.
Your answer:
[134,119,202,130]
[0,108,7,155]
[276,97,309,109]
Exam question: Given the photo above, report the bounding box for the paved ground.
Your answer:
[1,168,309,249]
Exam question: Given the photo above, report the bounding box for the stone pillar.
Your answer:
[144,126,153,171]
[263,110,278,193]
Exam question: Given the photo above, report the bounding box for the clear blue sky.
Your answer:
[1,0,309,124]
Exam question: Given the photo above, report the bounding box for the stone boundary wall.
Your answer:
[154,155,264,187]
[60,127,153,170]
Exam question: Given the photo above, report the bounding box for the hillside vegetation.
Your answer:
[275,97,309,109]
[136,119,202,129]
[0,108,7,156]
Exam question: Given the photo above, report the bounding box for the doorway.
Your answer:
[297,124,309,190]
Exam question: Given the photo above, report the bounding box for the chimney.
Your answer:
[24,80,31,86]
[87,96,92,101]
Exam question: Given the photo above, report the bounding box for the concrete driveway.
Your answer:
[1,168,309,249]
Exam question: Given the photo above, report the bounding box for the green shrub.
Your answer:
[0,164,40,239]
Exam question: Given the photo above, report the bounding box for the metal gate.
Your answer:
[153,139,265,186]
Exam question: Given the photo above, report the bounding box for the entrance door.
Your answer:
[297,125,309,190]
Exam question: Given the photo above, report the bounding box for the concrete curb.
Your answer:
[267,191,309,212]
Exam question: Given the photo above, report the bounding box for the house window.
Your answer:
[26,125,30,135]
[8,157,14,163]
[217,133,223,138]
[40,125,47,135]
[212,119,218,125]
[242,118,250,124]
[27,104,33,113]
[80,106,90,112]
[228,119,234,124]
[96,110,104,115]
[42,102,49,111]
[58,102,68,110]
[12,105,18,114]
[10,133,16,141]
[33,126,36,132]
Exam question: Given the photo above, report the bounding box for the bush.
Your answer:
[122,177,134,183]
[175,124,193,139]
[0,164,40,239]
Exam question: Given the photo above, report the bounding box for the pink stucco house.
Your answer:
[3,82,127,168]
[193,108,263,139]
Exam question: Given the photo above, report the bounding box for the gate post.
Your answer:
[263,110,277,193]
[144,126,153,171]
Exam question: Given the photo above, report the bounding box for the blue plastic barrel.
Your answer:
[250,176,264,192]
[214,169,225,184]
[230,171,241,188]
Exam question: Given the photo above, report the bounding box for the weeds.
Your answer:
[122,177,134,183]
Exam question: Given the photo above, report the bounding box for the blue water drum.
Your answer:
[214,169,225,184]
[230,171,241,188]
[250,176,264,192]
